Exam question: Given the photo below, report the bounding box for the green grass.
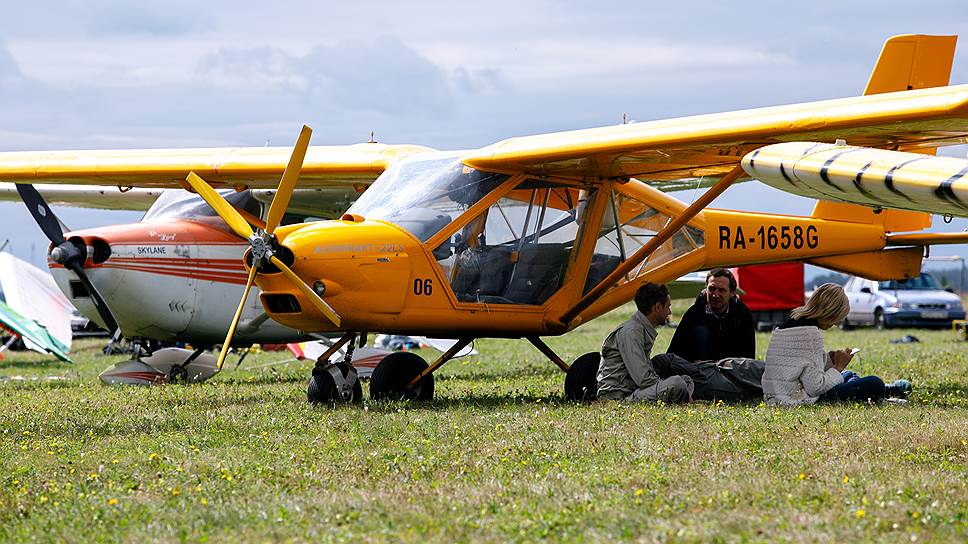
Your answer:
[1,304,967,542]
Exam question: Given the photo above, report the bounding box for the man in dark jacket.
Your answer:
[667,268,755,362]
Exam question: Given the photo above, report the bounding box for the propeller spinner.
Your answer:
[184,125,342,369]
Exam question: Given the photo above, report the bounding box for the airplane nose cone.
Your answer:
[49,236,112,266]
[49,238,86,265]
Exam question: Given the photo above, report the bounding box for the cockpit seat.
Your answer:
[583,254,622,293]
[452,246,514,302]
[502,243,571,305]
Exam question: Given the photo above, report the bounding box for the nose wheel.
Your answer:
[307,364,363,404]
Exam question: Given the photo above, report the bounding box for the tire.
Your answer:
[168,365,189,384]
[564,352,601,402]
[873,308,886,330]
[307,365,363,405]
[839,318,853,331]
[369,352,434,401]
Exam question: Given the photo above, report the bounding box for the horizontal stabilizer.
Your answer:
[808,247,923,281]
[744,142,968,218]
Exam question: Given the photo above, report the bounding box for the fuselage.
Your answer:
[50,191,309,344]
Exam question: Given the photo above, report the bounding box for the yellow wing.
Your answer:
[461,84,968,182]
[0,143,434,189]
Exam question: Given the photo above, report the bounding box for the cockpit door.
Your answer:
[431,180,587,306]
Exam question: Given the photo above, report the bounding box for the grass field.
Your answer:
[1,303,967,542]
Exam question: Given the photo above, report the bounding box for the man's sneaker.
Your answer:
[885,379,912,398]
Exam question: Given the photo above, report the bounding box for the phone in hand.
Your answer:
[849,348,861,356]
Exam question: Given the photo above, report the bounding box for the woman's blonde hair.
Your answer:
[790,283,850,326]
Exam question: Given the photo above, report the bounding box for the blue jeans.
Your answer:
[819,371,886,403]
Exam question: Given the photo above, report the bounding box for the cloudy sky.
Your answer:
[1,0,967,269]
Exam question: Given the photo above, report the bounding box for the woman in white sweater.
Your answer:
[763,283,909,406]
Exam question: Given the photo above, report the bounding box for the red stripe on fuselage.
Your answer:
[97,263,250,285]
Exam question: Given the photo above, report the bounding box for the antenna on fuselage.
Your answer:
[368,131,377,143]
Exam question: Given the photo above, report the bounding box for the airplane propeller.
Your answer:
[15,183,120,335]
[184,125,342,369]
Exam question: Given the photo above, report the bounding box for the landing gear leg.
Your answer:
[103,329,125,355]
[233,347,252,370]
[526,336,570,372]
[528,337,602,402]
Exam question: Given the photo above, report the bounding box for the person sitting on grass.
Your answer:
[762,283,911,406]
[597,282,694,403]
[667,268,755,362]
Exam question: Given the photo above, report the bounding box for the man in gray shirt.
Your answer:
[597,283,694,403]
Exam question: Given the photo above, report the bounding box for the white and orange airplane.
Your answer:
[2,182,407,383]
[2,34,967,403]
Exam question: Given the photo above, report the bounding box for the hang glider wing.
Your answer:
[460,84,968,185]
[0,300,71,363]
[0,143,435,190]
[0,252,73,362]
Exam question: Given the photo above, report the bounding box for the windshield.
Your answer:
[347,152,508,241]
[142,189,262,223]
[878,273,941,291]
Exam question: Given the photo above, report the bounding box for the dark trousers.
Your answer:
[675,325,715,362]
[819,371,886,403]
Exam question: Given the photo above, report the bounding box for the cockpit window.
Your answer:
[142,189,262,224]
[347,152,508,241]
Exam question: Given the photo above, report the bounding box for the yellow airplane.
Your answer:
[3,34,968,403]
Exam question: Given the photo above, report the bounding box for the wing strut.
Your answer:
[558,164,745,326]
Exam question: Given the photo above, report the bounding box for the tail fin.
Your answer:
[865,34,957,94]
[812,34,957,231]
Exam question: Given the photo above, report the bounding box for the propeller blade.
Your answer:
[16,184,121,336]
[65,261,119,334]
[15,184,65,244]
[264,125,312,234]
[216,264,259,370]
[185,172,255,240]
[269,255,342,327]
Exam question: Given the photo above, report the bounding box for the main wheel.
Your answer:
[307,365,363,405]
[369,352,434,401]
[564,352,601,402]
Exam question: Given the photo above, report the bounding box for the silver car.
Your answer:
[842,273,966,329]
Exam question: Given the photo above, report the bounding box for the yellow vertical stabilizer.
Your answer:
[864,34,957,94]
[811,34,956,231]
